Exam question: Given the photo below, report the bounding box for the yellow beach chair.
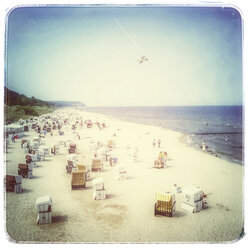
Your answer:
[77,164,91,181]
[91,159,103,172]
[154,192,176,217]
[77,165,86,171]
[71,171,86,189]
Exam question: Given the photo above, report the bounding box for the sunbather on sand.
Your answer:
[173,184,182,193]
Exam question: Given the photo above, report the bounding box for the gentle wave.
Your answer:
[194,132,243,135]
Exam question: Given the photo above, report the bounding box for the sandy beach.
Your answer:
[4,108,244,243]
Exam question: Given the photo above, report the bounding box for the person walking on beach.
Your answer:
[53,145,56,155]
[157,139,161,148]
[11,133,15,143]
[152,139,156,148]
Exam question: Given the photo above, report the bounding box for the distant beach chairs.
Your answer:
[92,178,105,200]
[18,163,33,179]
[5,174,22,193]
[116,165,127,181]
[91,159,103,172]
[153,151,169,168]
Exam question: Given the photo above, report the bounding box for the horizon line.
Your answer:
[82,104,243,108]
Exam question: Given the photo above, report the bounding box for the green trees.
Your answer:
[4,87,57,122]
[23,106,39,116]
[4,87,54,107]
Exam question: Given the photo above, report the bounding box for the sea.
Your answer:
[82,106,243,165]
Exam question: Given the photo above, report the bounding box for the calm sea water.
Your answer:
[83,106,243,165]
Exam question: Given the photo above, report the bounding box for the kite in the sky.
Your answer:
[137,56,148,64]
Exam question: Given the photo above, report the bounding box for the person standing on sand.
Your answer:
[157,138,161,148]
[152,139,156,148]
[11,133,15,143]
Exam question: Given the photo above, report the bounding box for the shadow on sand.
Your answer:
[52,215,68,223]
[6,146,14,150]
[106,194,115,199]
[173,211,187,218]
[127,176,135,180]
[30,175,42,179]
[21,188,33,194]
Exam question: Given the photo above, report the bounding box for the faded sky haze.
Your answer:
[6,6,242,106]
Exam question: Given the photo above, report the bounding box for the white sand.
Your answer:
[4,109,244,243]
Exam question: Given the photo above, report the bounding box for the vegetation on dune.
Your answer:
[4,87,58,123]
[4,104,58,123]
[4,87,85,123]
[5,87,85,108]
[5,87,54,107]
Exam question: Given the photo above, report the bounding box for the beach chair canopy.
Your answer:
[36,195,52,212]
[67,154,77,161]
[36,195,52,207]
[39,145,49,150]
[115,165,126,173]
[77,165,86,171]
[155,192,176,217]
[183,186,203,201]
[156,192,175,203]
[92,177,104,188]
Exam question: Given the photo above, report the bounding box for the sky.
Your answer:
[6,6,242,106]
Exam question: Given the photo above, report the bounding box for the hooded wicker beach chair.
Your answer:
[154,192,176,217]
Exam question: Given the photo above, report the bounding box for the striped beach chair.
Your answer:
[154,192,176,217]
[71,171,86,190]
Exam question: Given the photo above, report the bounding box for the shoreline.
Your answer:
[5,108,244,243]
[82,108,243,166]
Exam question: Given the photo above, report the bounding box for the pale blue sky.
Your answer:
[6,6,242,106]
